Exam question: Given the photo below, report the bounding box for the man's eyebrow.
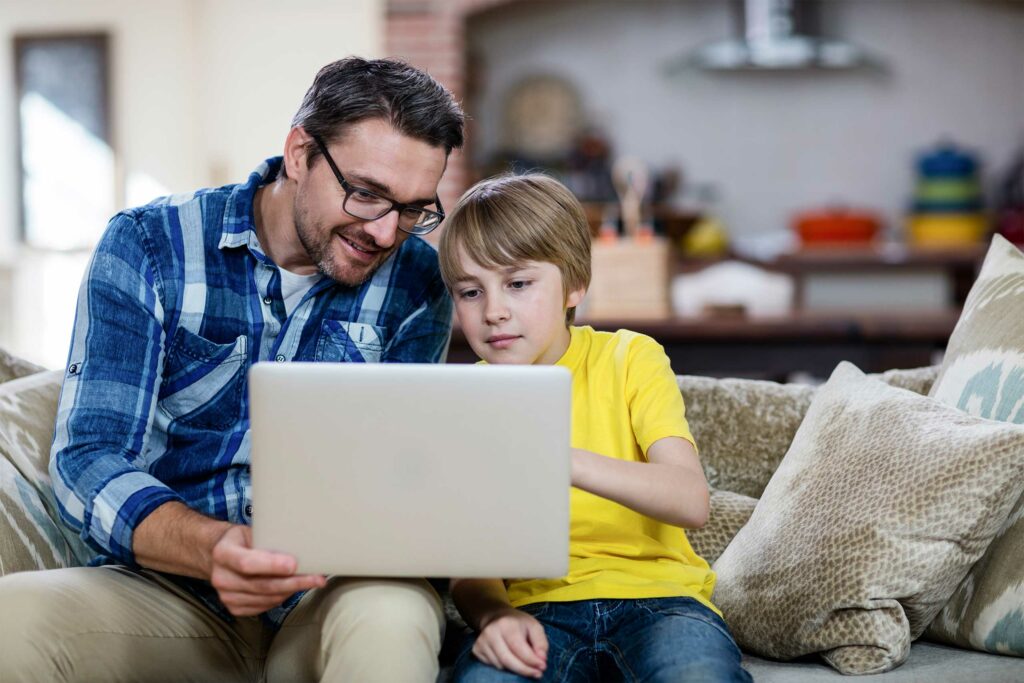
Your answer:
[347,172,435,207]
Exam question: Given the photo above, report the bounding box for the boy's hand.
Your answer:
[473,607,549,679]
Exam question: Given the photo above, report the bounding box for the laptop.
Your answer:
[249,362,571,578]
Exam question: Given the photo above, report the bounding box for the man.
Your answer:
[0,57,464,682]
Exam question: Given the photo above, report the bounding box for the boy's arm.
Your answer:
[571,437,710,529]
[450,578,515,630]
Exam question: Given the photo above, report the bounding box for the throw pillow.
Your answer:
[926,234,1024,655]
[0,347,43,384]
[712,362,1024,675]
[687,488,757,565]
[0,369,91,573]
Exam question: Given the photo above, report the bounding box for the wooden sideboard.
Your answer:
[447,310,960,381]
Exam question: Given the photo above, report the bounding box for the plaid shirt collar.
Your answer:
[217,156,282,258]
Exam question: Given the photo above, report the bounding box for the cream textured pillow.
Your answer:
[0,347,43,385]
[712,362,1024,675]
[926,234,1024,655]
[0,370,91,574]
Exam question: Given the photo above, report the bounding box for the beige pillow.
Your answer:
[0,347,44,385]
[0,370,90,574]
[688,488,757,565]
[925,234,1024,655]
[712,362,1024,675]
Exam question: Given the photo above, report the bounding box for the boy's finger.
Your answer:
[507,632,546,669]
[491,638,543,678]
[527,620,550,657]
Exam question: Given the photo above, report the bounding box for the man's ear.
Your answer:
[283,126,312,181]
[565,286,587,309]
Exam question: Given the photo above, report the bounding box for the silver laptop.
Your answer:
[249,362,570,578]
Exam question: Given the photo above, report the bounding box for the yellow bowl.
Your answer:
[907,213,988,245]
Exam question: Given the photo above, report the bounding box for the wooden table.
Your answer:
[446,310,960,381]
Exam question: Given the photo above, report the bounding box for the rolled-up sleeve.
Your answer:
[49,212,184,564]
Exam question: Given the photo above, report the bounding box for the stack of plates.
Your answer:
[907,144,988,245]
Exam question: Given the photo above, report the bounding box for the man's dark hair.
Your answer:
[289,56,465,173]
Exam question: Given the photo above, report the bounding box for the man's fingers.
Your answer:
[211,569,324,595]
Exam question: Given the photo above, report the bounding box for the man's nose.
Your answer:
[362,210,400,249]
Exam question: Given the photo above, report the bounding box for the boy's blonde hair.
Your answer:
[438,173,592,324]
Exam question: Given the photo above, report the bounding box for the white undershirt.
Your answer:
[278,267,322,317]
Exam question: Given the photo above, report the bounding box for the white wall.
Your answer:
[468,0,1024,238]
[0,0,383,366]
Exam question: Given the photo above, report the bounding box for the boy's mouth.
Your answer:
[485,334,521,349]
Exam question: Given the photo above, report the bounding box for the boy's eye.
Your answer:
[458,288,481,300]
[509,280,530,290]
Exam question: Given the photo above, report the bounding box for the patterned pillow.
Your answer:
[712,362,1024,675]
[688,488,757,565]
[0,347,44,385]
[925,234,1024,655]
[0,369,90,574]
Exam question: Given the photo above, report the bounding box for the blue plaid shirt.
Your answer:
[49,157,453,624]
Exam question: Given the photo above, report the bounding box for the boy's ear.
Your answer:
[565,286,587,309]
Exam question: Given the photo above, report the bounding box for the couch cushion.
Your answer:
[0,347,44,385]
[0,369,90,574]
[712,362,1024,675]
[743,642,1024,683]
[925,235,1024,656]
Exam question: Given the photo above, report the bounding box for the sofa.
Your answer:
[3,344,1023,682]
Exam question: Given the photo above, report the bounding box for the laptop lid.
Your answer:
[249,362,570,578]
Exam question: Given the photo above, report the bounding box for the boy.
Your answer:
[438,174,751,682]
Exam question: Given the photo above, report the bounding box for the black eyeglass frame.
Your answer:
[312,135,445,235]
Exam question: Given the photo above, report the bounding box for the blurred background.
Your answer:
[1,0,1023,379]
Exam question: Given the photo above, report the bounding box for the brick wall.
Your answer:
[385,0,518,214]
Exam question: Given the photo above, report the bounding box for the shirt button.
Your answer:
[276,354,286,362]
[68,363,79,375]
[263,296,272,305]
[245,504,253,517]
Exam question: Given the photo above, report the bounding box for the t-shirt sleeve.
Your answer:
[625,335,697,457]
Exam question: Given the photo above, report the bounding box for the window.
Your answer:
[15,34,114,250]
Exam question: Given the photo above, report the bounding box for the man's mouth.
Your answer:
[338,234,380,262]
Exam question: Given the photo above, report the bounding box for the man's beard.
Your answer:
[293,204,389,288]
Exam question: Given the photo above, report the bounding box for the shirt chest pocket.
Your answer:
[159,328,248,431]
[315,320,386,363]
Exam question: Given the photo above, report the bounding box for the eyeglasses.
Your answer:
[312,135,445,236]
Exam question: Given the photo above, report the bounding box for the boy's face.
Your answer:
[451,247,585,366]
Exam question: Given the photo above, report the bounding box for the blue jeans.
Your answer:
[453,597,752,683]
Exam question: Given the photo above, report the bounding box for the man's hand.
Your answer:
[209,525,326,617]
[473,607,549,679]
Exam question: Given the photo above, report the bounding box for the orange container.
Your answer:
[793,208,881,244]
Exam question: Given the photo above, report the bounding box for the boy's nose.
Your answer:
[484,297,511,323]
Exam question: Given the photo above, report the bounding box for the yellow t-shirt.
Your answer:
[505,326,719,616]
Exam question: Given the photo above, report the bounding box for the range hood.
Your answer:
[684,0,880,71]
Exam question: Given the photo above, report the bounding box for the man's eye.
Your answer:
[351,189,378,202]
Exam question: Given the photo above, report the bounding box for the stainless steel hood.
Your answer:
[682,0,881,71]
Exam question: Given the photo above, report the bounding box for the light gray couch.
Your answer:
[1,350,1022,681]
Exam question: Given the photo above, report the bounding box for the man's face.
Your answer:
[292,118,447,286]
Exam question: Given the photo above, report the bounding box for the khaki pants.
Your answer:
[0,566,444,683]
